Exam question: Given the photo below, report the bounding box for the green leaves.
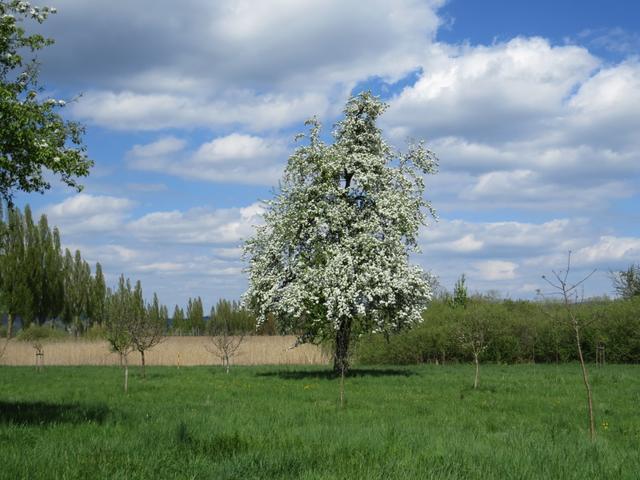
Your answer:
[0,1,92,204]
[0,205,32,324]
[0,203,112,335]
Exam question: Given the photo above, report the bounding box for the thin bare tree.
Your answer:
[458,305,489,389]
[540,251,597,441]
[105,277,136,393]
[33,341,44,372]
[205,318,244,374]
[131,293,166,378]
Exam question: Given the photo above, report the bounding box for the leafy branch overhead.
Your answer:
[0,1,92,204]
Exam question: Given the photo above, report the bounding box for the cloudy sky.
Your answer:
[14,0,640,309]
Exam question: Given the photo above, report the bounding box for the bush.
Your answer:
[17,325,67,342]
[356,298,640,365]
[84,324,107,340]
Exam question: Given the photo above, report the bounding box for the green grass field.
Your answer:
[1,363,639,479]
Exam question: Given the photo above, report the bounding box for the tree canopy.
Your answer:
[244,92,438,372]
[611,264,640,299]
[0,1,92,204]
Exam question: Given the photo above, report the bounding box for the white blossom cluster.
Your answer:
[11,1,55,23]
[244,93,438,343]
[1,2,67,108]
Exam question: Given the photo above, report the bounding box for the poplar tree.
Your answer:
[0,206,31,336]
[186,296,205,335]
[63,249,91,334]
[172,305,186,334]
[89,262,107,325]
[46,226,65,322]
[209,299,233,333]
[451,274,469,309]
[210,299,255,334]
[0,202,4,321]
[23,208,64,325]
[22,205,40,326]
[244,92,437,373]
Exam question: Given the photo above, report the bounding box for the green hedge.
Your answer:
[356,298,640,364]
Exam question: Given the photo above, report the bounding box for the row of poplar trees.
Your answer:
[0,204,107,337]
[172,298,258,335]
[0,204,258,340]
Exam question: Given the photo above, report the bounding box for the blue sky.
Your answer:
[14,0,640,310]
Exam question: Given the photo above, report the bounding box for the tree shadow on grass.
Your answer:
[0,401,109,425]
[256,368,416,380]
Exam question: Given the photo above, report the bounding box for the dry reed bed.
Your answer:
[0,335,328,367]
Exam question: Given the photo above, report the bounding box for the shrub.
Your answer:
[17,325,67,342]
[84,324,107,341]
[356,298,640,365]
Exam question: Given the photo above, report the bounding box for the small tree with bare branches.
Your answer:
[206,325,244,374]
[105,276,136,393]
[131,292,166,378]
[206,300,245,374]
[457,304,489,389]
[539,251,597,440]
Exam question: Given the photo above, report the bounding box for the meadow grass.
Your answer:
[1,363,639,479]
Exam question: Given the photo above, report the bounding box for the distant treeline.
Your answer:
[0,204,266,339]
[0,204,108,337]
[356,297,640,365]
[4,203,639,356]
[170,298,272,336]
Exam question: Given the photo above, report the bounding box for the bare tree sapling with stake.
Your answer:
[457,304,489,389]
[540,251,597,440]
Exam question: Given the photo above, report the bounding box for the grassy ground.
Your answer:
[1,363,639,479]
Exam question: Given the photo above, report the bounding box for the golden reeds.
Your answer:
[0,336,329,367]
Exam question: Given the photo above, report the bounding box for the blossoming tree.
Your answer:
[244,92,437,373]
[0,1,92,204]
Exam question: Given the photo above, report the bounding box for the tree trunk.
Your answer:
[532,339,536,364]
[574,324,596,440]
[333,318,351,374]
[140,349,146,379]
[473,353,480,389]
[124,354,129,394]
[339,363,345,408]
[6,313,13,339]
